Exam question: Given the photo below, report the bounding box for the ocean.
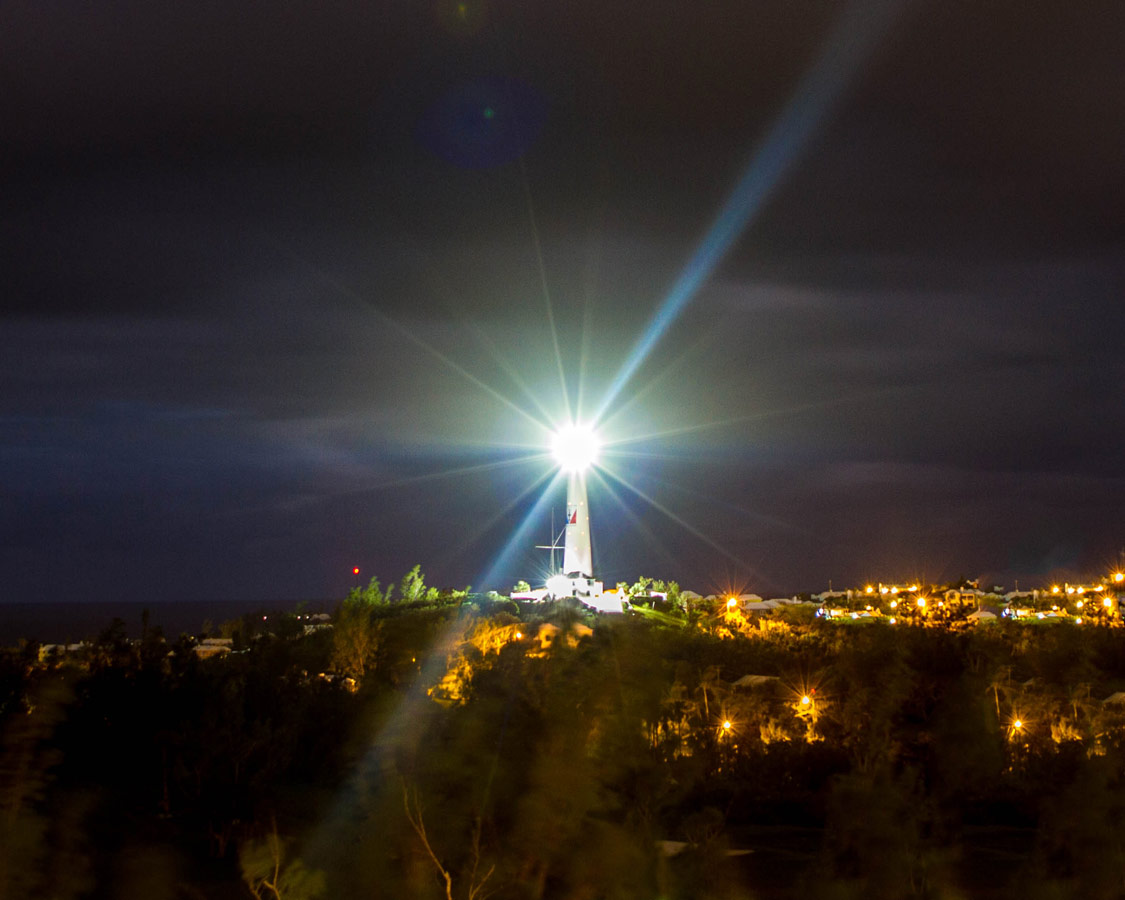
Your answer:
[0,599,337,646]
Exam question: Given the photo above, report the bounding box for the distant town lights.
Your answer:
[551,423,600,472]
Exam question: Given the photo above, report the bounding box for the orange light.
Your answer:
[722,720,732,731]
[800,695,811,706]
[1115,572,1124,583]
[1013,719,1022,730]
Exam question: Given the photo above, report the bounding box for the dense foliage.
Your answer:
[5,582,1125,898]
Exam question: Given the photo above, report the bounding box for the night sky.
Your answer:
[3,0,1123,604]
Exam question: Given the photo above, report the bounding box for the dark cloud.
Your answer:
[1,0,1122,603]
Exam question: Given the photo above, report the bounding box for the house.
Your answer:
[192,637,233,660]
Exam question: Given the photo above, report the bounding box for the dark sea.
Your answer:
[0,599,337,646]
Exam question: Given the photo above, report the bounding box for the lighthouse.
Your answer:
[543,424,621,612]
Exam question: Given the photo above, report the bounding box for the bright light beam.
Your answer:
[445,463,560,576]
[594,467,755,575]
[476,468,566,589]
[593,469,679,575]
[291,248,553,433]
[603,383,914,451]
[519,155,572,421]
[551,423,600,473]
[595,0,908,422]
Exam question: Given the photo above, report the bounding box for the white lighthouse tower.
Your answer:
[562,470,593,579]
[544,424,622,612]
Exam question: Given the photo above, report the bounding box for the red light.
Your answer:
[353,567,360,575]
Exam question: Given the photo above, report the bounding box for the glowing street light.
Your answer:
[727,597,738,609]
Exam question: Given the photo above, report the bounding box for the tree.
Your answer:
[348,576,393,606]
[401,781,495,900]
[240,821,326,900]
[400,565,439,604]
[331,599,381,681]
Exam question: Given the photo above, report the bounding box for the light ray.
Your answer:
[591,471,679,580]
[476,467,567,589]
[432,463,560,578]
[597,322,720,433]
[465,320,561,426]
[595,0,907,422]
[646,472,813,538]
[596,466,755,575]
[601,382,915,451]
[363,452,550,494]
[304,613,469,864]
[519,155,572,420]
[291,248,552,432]
[215,450,551,523]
